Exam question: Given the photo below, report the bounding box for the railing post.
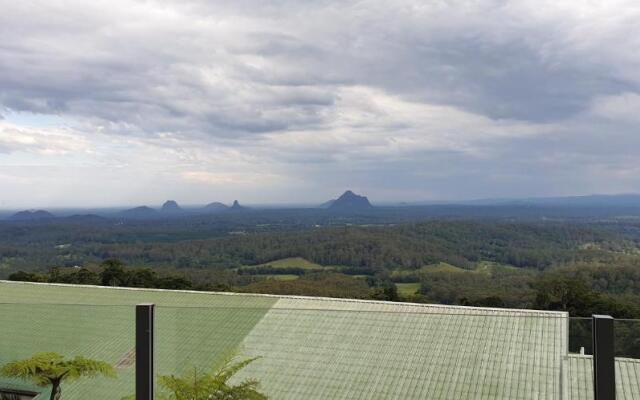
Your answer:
[136,304,155,400]
[592,314,615,400]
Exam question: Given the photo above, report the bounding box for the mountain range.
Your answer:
[5,193,640,221]
[118,200,247,219]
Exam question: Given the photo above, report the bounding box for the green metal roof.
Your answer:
[0,280,637,399]
[562,355,640,400]
[236,298,568,399]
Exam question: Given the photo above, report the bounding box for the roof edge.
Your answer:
[0,280,569,316]
[567,354,640,364]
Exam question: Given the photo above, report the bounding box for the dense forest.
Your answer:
[0,218,631,271]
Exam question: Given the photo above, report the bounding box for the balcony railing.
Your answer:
[0,298,638,400]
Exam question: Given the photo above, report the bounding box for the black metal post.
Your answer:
[136,304,155,400]
[593,314,615,400]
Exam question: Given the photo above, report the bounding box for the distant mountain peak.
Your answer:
[203,202,228,212]
[127,206,154,212]
[9,210,55,221]
[229,200,247,211]
[161,200,182,213]
[120,206,158,219]
[328,190,373,210]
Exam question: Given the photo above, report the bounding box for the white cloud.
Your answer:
[0,122,90,155]
[182,170,283,186]
[588,93,640,124]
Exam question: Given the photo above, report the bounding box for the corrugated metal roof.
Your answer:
[562,354,640,400]
[236,298,567,399]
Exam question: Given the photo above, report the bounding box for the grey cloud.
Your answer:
[2,0,640,205]
[2,0,638,131]
[398,40,630,121]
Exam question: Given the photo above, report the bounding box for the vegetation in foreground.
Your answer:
[1,352,267,400]
[0,353,115,400]
[155,357,267,400]
[120,356,267,400]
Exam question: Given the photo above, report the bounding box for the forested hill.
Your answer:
[0,218,633,275]
[95,221,610,270]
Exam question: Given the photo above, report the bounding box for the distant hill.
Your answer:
[64,214,108,223]
[9,210,55,221]
[512,194,640,208]
[410,193,640,207]
[161,200,182,214]
[328,190,373,211]
[121,206,158,219]
[203,202,228,212]
[229,200,247,211]
[318,199,336,209]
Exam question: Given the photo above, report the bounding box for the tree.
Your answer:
[0,353,116,400]
[100,259,129,286]
[534,276,597,316]
[156,276,193,290]
[7,271,46,282]
[127,268,158,288]
[54,268,100,285]
[156,357,267,400]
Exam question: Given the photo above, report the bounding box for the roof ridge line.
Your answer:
[0,280,568,315]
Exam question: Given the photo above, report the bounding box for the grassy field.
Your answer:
[474,261,521,275]
[390,262,466,282]
[393,262,524,297]
[257,257,324,270]
[421,262,467,273]
[396,282,420,296]
[264,274,300,281]
[236,257,327,277]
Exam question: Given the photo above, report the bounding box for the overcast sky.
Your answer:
[1,0,640,207]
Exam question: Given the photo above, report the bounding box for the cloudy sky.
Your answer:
[1,0,640,207]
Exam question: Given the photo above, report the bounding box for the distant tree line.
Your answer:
[8,259,400,301]
[9,259,194,291]
[0,220,624,275]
